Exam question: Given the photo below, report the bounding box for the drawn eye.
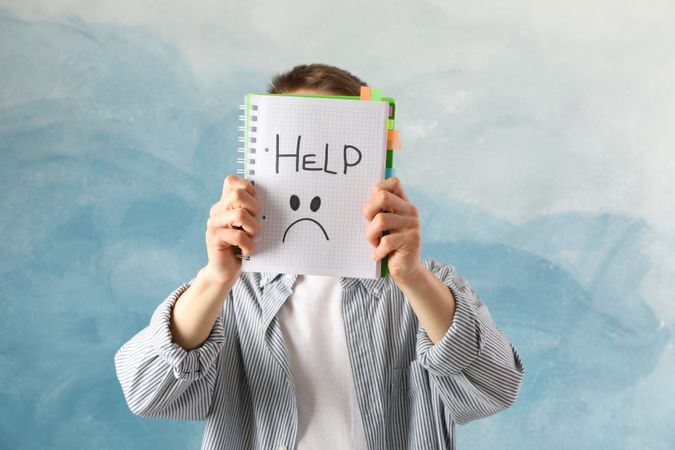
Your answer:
[310,196,321,212]
[290,194,300,211]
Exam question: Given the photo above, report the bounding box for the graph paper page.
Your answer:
[241,94,389,278]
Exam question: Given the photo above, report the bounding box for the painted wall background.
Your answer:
[1,1,674,449]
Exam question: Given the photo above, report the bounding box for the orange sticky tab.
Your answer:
[387,139,403,150]
[360,86,371,100]
[387,130,399,141]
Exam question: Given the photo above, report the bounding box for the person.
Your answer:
[114,64,525,450]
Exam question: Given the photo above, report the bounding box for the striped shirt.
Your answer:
[114,258,525,450]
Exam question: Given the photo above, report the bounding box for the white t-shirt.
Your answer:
[276,275,369,449]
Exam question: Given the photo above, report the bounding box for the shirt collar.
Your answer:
[254,271,390,331]
[259,272,283,287]
[257,272,389,300]
[342,276,390,299]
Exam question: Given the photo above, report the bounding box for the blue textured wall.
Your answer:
[1,2,674,449]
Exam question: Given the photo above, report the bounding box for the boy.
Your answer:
[114,64,525,450]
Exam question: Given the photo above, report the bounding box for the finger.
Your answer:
[371,177,410,202]
[207,227,256,256]
[222,175,255,199]
[363,189,416,222]
[364,213,418,247]
[210,188,260,217]
[224,189,260,215]
[207,208,260,237]
[372,232,406,261]
[210,200,227,217]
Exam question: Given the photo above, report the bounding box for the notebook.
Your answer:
[237,88,399,279]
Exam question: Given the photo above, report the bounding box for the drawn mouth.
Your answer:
[282,218,330,243]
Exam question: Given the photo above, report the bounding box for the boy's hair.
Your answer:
[267,64,368,96]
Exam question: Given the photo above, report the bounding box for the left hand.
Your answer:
[363,177,424,284]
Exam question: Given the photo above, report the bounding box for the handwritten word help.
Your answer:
[273,134,362,175]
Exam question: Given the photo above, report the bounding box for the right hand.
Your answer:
[204,175,260,284]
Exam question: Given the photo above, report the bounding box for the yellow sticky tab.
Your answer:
[360,86,371,100]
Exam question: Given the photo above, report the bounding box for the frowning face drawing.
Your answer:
[282,194,329,243]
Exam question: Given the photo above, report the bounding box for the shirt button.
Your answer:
[373,287,380,295]
[258,321,265,330]
[279,446,288,450]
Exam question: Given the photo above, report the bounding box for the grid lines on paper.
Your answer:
[245,95,387,277]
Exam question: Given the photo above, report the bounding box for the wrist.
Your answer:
[199,264,238,289]
[390,260,427,288]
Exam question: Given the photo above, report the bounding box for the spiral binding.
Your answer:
[235,101,258,260]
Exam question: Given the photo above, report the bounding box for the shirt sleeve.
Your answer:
[114,279,227,420]
[414,258,525,424]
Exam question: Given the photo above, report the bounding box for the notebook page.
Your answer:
[242,95,389,278]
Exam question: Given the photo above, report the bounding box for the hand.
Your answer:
[363,177,424,284]
[204,176,260,285]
